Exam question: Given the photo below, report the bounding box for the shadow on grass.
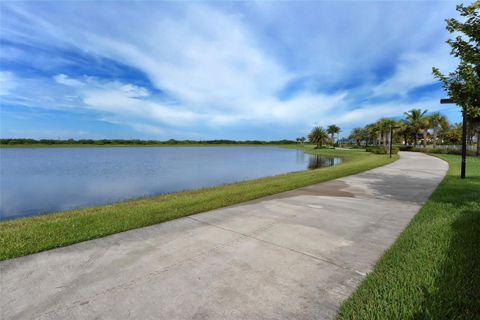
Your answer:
[413,162,480,320]
[416,158,480,319]
[415,209,480,319]
[428,175,480,205]
[337,155,479,320]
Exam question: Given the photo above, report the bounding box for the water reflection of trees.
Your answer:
[308,155,341,170]
[296,149,306,165]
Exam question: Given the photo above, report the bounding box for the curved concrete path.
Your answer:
[0,152,448,320]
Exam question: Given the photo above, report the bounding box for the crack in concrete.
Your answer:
[187,216,366,277]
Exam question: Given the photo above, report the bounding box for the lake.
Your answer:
[0,147,342,220]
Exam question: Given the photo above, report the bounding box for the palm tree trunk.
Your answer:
[386,131,391,150]
[414,132,418,147]
[423,129,427,148]
[476,128,480,157]
[433,128,438,148]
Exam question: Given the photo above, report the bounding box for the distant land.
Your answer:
[0,138,298,147]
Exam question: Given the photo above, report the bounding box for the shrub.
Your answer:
[365,146,399,155]
[419,148,477,157]
[399,145,413,151]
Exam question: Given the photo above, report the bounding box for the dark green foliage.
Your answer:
[308,126,330,148]
[432,2,480,119]
[0,138,297,147]
[366,146,399,155]
[399,146,477,157]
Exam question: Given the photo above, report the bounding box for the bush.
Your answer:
[366,146,399,155]
[416,148,477,157]
[399,145,413,151]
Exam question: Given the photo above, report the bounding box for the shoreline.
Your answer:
[0,143,299,148]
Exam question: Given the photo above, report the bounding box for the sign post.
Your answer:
[441,98,466,179]
[389,126,400,158]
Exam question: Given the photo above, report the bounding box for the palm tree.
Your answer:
[375,119,387,147]
[403,109,428,147]
[349,128,364,146]
[299,136,306,145]
[421,116,431,148]
[429,112,448,148]
[308,126,329,148]
[377,118,396,149]
[365,123,379,146]
[398,121,412,145]
[443,123,462,144]
[326,124,341,146]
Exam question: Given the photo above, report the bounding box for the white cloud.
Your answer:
[0,1,462,138]
[372,46,457,97]
[0,71,17,96]
[54,74,84,87]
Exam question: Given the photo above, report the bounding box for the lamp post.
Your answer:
[389,126,400,158]
[441,98,466,179]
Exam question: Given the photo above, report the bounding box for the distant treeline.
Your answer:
[0,138,297,146]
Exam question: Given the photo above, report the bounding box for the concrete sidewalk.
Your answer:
[0,152,448,320]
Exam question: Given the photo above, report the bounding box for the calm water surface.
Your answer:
[0,147,341,220]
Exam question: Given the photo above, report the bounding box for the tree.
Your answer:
[296,137,306,145]
[365,123,379,146]
[398,120,412,145]
[403,109,428,147]
[308,126,329,148]
[433,2,480,177]
[429,112,449,148]
[438,119,452,143]
[421,116,431,148]
[326,124,341,145]
[377,118,397,149]
[444,123,463,144]
[467,115,480,155]
[349,128,365,146]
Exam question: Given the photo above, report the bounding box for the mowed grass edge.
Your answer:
[0,148,396,261]
[337,154,480,320]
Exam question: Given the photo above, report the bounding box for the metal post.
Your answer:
[389,126,400,158]
[389,126,393,158]
[441,98,466,178]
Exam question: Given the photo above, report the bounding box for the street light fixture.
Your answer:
[390,126,401,158]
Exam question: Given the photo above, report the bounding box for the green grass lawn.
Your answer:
[337,154,480,320]
[0,147,396,261]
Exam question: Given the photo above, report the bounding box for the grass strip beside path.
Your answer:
[0,148,396,261]
[337,154,480,320]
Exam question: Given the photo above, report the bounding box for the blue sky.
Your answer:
[0,1,465,140]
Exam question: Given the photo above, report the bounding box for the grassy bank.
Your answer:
[0,148,396,261]
[337,154,480,320]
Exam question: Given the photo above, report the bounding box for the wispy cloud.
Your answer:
[0,1,462,139]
